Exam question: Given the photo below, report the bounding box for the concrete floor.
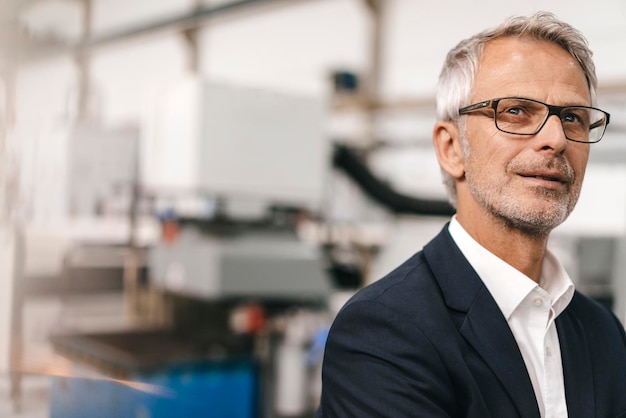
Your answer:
[0,375,50,418]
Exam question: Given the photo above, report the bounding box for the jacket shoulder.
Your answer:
[343,249,441,315]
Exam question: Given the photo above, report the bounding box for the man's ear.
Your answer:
[432,121,465,179]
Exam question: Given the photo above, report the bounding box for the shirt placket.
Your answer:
[543,308,567,418]
[532,289,567,418]
[526,291,549,417]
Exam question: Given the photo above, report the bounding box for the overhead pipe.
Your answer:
[332,143,455,217]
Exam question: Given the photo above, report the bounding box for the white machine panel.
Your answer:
[149,227,331,300]
[141,78,330,210]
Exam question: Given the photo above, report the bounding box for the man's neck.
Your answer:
[455,212,549,283]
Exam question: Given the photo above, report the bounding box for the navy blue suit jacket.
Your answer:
[317,226,626,417]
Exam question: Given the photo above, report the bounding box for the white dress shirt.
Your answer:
[448,217,575,418]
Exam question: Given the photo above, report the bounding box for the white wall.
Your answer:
[200,0,369,95]
[382,0,626,97]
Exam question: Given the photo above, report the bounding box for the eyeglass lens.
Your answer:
[495,98,606,143]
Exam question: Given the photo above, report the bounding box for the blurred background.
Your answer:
[1,0,626,416]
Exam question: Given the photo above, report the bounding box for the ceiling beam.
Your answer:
[15,0,317,62]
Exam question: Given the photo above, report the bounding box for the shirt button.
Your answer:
[533,298,543,306]
[546,346,552,357]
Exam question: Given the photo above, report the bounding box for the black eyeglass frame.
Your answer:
[457,97,611,144]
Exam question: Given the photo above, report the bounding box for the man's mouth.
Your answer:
[518,172,571,189]
[524,174,565,183]
[510,157,575,188]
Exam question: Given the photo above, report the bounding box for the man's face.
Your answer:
[459,37,591,235]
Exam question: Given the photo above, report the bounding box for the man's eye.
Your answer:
[564,111,588,122]
[563,112,588,125]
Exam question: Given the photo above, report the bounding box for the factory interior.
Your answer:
[1,0,626,416]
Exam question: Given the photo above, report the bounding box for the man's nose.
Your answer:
[535,114,568,152]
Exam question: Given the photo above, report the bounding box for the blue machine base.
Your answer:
[50,359,258,418]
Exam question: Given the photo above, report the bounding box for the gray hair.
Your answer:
[435,11,597,207]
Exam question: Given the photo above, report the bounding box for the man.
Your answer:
[317,12,626,418]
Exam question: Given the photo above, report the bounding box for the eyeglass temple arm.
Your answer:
[590,114,609,130]
[458,100,492,115]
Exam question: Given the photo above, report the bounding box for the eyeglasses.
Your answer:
[458,97,610,143]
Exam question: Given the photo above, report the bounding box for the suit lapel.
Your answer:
[461,288,541,418]
[556,304,594,418]
[424,227,540,418]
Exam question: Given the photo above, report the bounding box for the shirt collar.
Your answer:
[448,216,574,320]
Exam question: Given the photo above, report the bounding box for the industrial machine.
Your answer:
[50,77,335,418]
